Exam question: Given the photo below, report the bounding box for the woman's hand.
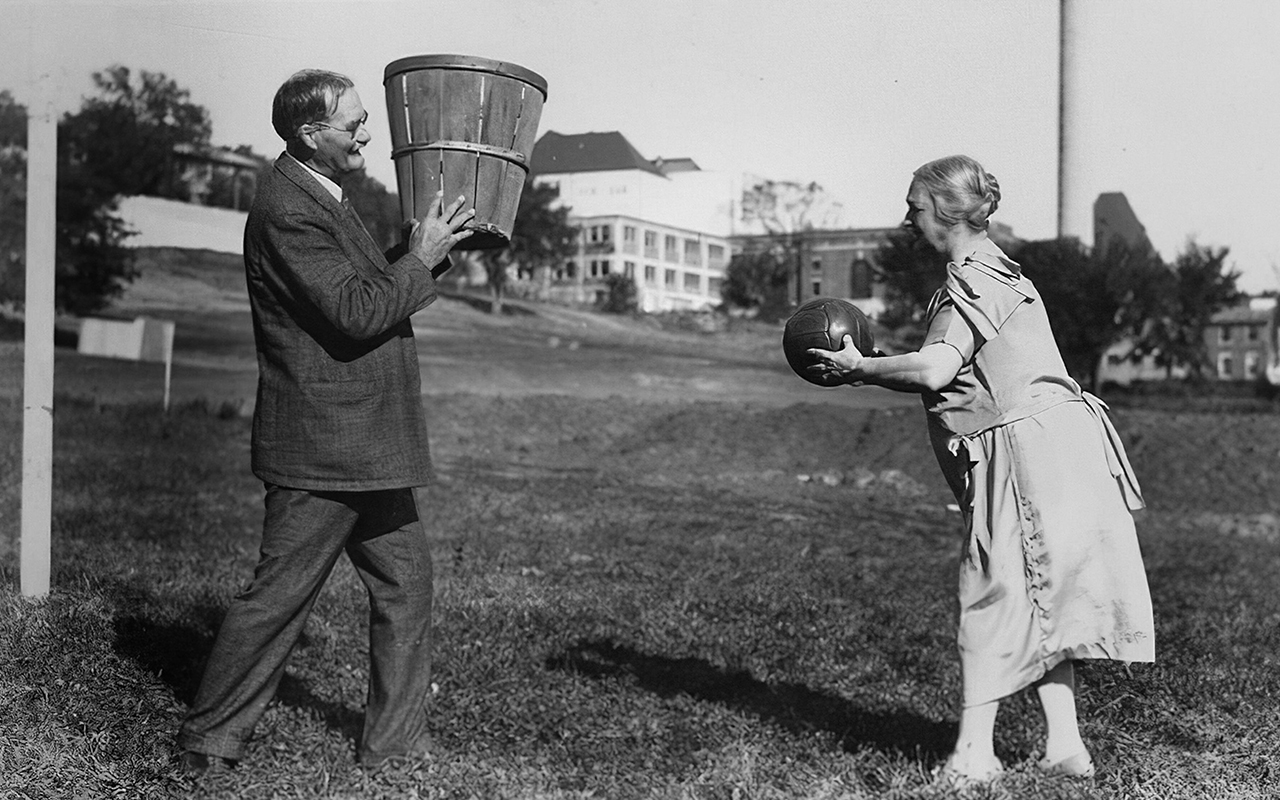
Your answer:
[808,334,867,386]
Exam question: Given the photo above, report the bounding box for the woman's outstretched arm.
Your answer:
[808,336,962,393]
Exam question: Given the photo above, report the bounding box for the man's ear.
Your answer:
[296,126,319,151]
[286,131,318,160]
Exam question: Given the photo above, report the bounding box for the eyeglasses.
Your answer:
[311,113,368,140]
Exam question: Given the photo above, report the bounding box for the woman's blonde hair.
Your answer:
[912,155,1001,231]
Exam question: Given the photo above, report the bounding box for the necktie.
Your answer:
[341,195,375,243]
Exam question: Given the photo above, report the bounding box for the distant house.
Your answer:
[529,131,735,311]
[1204,298,1280,383]
[170,143,264,211]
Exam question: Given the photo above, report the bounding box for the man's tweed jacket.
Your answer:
[243,154,437,491]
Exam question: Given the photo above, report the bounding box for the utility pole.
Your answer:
[1058,0,1091,244]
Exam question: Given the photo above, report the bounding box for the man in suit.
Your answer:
[177,69,473,774]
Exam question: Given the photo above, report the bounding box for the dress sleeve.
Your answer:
[923,292,979,363]
[942,260,1033,341]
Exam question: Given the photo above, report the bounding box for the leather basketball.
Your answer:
[782,298,875,387]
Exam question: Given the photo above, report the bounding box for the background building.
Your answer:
[529,131,735,311]
[1204,298,1280,382]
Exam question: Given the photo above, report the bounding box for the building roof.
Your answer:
[172,142,262,170]
[530,131,666,178]
[653,156,700,174]
[1211,304,1276,325]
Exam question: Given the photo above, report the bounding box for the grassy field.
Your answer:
[1,256,1278,798]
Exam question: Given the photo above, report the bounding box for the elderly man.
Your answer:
[177,69,472,774]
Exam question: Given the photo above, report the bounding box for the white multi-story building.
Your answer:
[529,131,737,311]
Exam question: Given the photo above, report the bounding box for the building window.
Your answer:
[811,258,822,271]
[589,259,611,277]
[708,244,726,266]
[562,261,576,280]
[1245,351,1260,377]
[1220,325,1233,344]
[1247,325,1260,342]
[664,268,677,288]
[851,258,873,298]
[683,272,701,293]
[811,280,822,296]
[708,276,723,297]
[622,226,638,254]
[644,265,657,285]
[683,239,701,266]
[664,235,679,263]
[1217,352,1234,379]
[644,230,659,258]
[623,260,636,279]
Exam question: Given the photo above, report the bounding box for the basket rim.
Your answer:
[383,54,548,98]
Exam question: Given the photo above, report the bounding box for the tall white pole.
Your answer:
[21,29,56,598]
[1058,0,1092,244]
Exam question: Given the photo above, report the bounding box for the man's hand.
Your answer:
[407,191,474,268]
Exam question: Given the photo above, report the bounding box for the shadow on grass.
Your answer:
[113,612,363,744]
[547,638,955,758]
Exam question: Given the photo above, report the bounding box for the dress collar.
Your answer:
[949,237,1021,283]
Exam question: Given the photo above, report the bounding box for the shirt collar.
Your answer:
[285,152,343,202]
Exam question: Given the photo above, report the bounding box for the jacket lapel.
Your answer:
[273,155,388,270]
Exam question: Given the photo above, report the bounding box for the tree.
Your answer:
[737,179,843,315]
[1139,240,1244,380]
[739,179,843,237]
[871,229,947,337]
[720,247,791,318]
[0,88,139,316]
[1014,237,1168,390]
[477,178,576,314]
[61,65,212,199]
[0,91,26,305]
[599,272,637,314]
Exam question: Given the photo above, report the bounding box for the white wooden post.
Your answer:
[21,73,57,598]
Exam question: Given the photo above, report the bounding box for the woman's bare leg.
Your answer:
[1035,660,1088,763]
[945,700,1004,777]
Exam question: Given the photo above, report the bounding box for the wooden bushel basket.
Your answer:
[384,54,548,250]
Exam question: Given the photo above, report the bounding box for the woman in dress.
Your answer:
[809,155,1155,783]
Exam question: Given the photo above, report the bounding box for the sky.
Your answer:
[5,0,1279,292]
